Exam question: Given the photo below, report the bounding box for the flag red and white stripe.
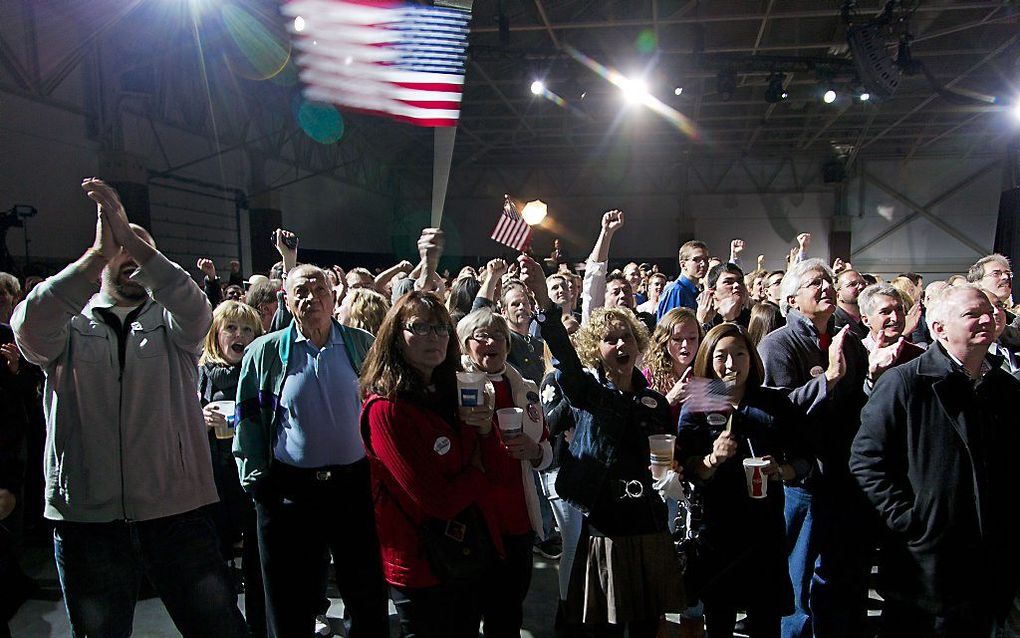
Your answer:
[490,195,532,251]
[283,0,470,127]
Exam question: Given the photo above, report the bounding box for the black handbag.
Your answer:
[416,504,495,584]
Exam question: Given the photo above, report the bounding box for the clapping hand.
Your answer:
[0,343,19,375]
[696,289,717,325]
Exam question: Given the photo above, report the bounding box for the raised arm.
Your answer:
[11,187,116,366]
[197,258,222,308]
[375,259,415,289]
[414,228,444,293]
[273,229,299,275]
[85,178,211,352]
[582,210,624,322]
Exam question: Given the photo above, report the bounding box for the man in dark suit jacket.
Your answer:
[851,284,1020,637]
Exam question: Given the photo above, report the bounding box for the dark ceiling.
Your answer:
[454,0,1020,167]
[2,0,1017,195]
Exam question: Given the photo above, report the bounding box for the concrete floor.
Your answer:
[9,537,565,638]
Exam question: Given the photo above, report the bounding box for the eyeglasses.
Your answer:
[984,269,1013,280]
[468,331,505,343]
[798,276,832,291]
[404,322,452,337]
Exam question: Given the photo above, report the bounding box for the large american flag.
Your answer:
[490,195,532,251]
[283,0,470,127]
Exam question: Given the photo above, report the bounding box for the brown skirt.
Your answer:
[567,530,686,625]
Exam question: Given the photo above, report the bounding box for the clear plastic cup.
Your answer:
[496,407,524,437]
[648,434,676,480]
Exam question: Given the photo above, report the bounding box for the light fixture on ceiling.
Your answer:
[621,77,650,104]
[823,89,837,104]
[674,87,683,96]
[530,80,545,96]
[293,16,306,32]
[859,92,871,102]
[521,200,548,225]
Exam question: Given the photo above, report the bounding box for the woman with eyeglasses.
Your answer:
[456,307,552,636]
[359,291,501,637]
[677,323,807,638]
[518,255,684,638]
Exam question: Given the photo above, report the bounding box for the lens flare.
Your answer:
[563,45,699,140]
[221,3,291,81]
[297,100,345,144]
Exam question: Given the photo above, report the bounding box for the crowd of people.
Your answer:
[0,178,1019,638]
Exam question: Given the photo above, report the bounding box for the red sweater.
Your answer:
[362,394,502,588]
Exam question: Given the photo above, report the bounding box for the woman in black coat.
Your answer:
[677,323,809,638]
[198,301,265,638]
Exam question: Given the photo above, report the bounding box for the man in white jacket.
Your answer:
[12,178,245,637]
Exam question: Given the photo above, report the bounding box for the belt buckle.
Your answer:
[315,470,332,481]
[619,479,644,499]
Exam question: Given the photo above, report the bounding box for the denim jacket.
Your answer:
[536,306,670,522]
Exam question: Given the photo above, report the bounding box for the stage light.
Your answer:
[859,92,871,102]
[674,87,683,96]
[621,77,649,104]
[823,89,837,104]
[521,200,548,225]
[293,16,306,32]
[530,80,545,96]
[765,73,787,104]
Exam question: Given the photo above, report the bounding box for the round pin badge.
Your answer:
[640,396,658,408]
[527,403,541,422]
[809,366,825,378]
[433,436,451,456]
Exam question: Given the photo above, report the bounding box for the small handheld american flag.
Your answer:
[283,0,471,127]
[490,195,532,252]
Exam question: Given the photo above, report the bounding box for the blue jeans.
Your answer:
[53,509,247,638]
[782,484,872,638]
[541,468,584,601]
[782,486,816,638]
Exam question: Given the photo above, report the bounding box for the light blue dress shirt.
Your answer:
[274,323,366,468]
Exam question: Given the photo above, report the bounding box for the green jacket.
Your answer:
[233,320,374,491]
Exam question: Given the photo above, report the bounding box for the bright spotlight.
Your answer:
[521,200,548,225]
[293,15,306,32]
[530,80,545,96]
[1011,100,1020,122]
[621,77,649,104]
[859,92,871,102]
[823,90,837,104]
[674,87,683,96]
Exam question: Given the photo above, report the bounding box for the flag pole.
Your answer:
[431,0,473,228]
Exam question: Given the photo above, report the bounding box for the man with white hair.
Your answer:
[851,284,1020,637]
[235,260,391,637]
[858,283,925,380]
[757,258,872,638]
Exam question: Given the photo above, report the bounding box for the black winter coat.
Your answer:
[850,343,1020,615]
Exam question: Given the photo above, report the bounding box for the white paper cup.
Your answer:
[456,371,487,407]
[743,457,769,499]
[648,434,676,480]
[496,407,524,437]
[207,400,236,440]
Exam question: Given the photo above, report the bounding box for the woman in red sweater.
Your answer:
[456,307,552,637]
[359,291,501,638]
